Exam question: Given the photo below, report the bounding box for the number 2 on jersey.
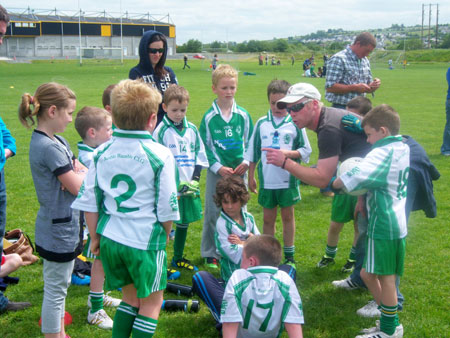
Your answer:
[110,174,139,213]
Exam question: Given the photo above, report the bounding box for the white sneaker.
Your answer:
[87,309,113,329]
[357,300,381,317]
[360,320,380,334]
[331,277,363,290]
[88,292,121,308]
[356,324,403,338]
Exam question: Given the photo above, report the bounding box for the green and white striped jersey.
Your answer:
[215,210,260,283]
[200,99,253,174]
[221,266,304,338]
[153,116,208,182]
[245,110,312,189]
[77,142,95,169]
[340,136,410,240]
[72,129,180,250]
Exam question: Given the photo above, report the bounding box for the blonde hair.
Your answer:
[111,79,161,130]
[163,85,190,105]
[18,82,76,128]
[75,106,111,140]
[212,64,238,87]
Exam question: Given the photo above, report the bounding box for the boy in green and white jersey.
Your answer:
[153,85,208,272]
[221,235,304,338]
[74,106,119,329]
[72,80,179,337]
[332,104,409,338]
[245,80,311,268]
[199,64,253,269]
[214,176,260,283]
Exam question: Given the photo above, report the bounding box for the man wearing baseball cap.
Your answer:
[264,82,371,290]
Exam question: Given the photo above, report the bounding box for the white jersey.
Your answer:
[221,266,304,338]
[245,110,312,189]
[72,129,180,250]
[77,142,95,169]
[215,210,260,282]
[153,116,208,182]
[340,136,410,240]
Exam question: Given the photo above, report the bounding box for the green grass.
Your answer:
[0,58,449,337]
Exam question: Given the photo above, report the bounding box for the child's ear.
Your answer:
[47,105,57,118]
[249,255,259,267]
[87,127,96,139]
[212,85,217,94]
[146,113,157,132]
[380,126,391,137]
[162,103,168,113]
[105,105,112,114]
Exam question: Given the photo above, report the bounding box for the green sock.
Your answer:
[348,246,357,261]
[89,291,104,314]
[131,314,157,337]
[284,246,295,259]
[173,224,188,262]
[325,245,337,259]
[380,303,399,335]
[112,301,138,338]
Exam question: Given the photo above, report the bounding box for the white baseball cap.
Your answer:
[277,83,321,109]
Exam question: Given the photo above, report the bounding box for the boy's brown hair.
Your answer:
[267,79,291,100]
[214,176,250,208]
[362,104,400,135]
[212,64,238,87]
[163,85,190,105]
[346,96,372,116]
[75,106,111,140]
[102,84,116,109]
[111,79,161,130]
[244,235,282,267]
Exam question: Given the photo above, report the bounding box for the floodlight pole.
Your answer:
[79,6,82,65]
[120,0,123,64]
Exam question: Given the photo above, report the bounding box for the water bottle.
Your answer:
[270,131,280,149]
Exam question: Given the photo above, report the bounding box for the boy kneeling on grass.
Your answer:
[332,104,408,338]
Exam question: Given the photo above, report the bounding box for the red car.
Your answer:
[193,53,206,59]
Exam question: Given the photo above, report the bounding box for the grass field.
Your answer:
[0,57,449,338]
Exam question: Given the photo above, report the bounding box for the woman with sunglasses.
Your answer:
[129,30,178,126]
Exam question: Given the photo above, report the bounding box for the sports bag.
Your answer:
[3,229,39,265]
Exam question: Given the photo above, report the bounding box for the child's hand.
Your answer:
[73,158,88,174]
[90,237,100,256]
[228,234,244,245]
[233,163,248,176]
[248,177,257,193]
[218,166,234,177]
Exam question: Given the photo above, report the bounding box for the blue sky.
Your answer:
[3,0,449,44]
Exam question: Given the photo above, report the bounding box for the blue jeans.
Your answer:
[441,99,450,155]
[0,169,8,311]
[350,213,404,309]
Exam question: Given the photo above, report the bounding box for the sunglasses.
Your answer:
[286,100,311,114]
[149,48,164,54]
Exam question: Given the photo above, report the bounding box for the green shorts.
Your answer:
[100,236,167,298]
[178,194,202,224]
[258,187,300,209]
[364,237,406,276]
[82,235,98,260]
[331,194,358,223]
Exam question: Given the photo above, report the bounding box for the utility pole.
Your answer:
[428,3,431,48]
[421,4,424,44]
[435,4,439,47]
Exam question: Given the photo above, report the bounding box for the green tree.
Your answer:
[274,39,289,52]
[397,38,424,50]
[440,34,450,49]
[177,39,202,53]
